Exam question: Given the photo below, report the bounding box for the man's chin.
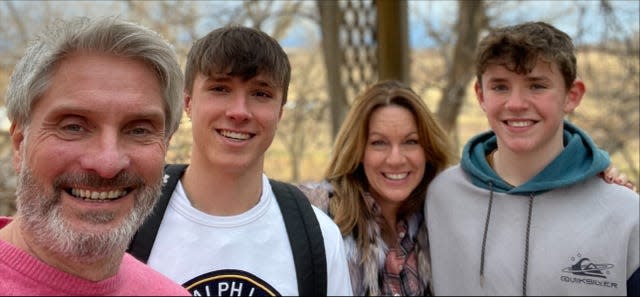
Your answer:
[35,209,140,261]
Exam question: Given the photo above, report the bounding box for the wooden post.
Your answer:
[376,0,409,84]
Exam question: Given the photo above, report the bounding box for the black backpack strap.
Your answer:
[127,164,188,263]
[270,179,328,296]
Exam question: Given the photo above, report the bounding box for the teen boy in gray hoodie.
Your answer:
[426,21,639,296]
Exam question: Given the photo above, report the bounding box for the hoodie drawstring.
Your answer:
[522,194,534,296]
[479,185,535,297]
[479,182,494,287]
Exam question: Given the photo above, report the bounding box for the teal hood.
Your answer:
[460,121,610,195]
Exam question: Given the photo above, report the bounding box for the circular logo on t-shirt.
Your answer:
[183,269,281,296]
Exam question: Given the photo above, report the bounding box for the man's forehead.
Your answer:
[485,58,558,75]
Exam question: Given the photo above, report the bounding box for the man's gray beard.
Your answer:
[15,166,161,263]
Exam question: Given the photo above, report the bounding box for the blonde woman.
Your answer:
[300,80,456,295]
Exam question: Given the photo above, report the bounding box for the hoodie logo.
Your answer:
[560,254,618,289]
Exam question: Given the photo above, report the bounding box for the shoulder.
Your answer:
[542,177,639,229]
[577,177,639,203]
[163,163,188,175]
[268,178,342,243]
[311,205,340,236]
[429,164,467,190]
[160,163,188,191]
[577,177,639,212]
[297,180,332,213]
[310,204,345,257]
[433,164,464,180]
[121,254,190,295]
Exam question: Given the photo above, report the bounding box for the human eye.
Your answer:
[252,88,274,101]
[530,83,547,90]
[369,139,387,146]
[126,121,162,141]
[129,126,152,136]
[59,117,88,134]
[208,84,229,93]
[490,84,508,92]
[55,117,90,140]
[255,90,272,98]
[405,138,420,145]
[61,123,85,133]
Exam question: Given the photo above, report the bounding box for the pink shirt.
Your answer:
[0,217,189,296]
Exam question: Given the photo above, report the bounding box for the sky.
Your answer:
[5,0,637,48]
[414,0,640,48]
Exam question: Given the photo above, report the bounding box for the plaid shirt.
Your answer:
[365,195,426,296]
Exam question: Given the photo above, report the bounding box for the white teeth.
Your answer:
[220,130,251,140]
[385,173,408,180]
[71,189,127,201]
[508,120,531,127]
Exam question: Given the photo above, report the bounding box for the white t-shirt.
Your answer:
[147,174,353,296]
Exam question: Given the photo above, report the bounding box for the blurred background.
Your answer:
[1,0,638,216]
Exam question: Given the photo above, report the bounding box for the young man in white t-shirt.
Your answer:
[128,25,353,296]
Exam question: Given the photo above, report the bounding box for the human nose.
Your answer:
[386,144,406,166]
[225,92,251,122]
[80,130,130,179]
[504,87,528,111]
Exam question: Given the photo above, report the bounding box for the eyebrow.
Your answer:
[525,75,552,83]
[486,77,507,83]
[486,75,551,84]
[48,104,165,122]
[368,131,419,138]
[251,78,276,89]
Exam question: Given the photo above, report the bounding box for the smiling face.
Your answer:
[475,60,583,157]
[363,105,425,213]
[11,53,167,261]
[185,72,283,175]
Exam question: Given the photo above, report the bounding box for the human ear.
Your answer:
[564,79,585,113]
[184,92,192,118]
[474,81,487,112]
[9,122,24,173]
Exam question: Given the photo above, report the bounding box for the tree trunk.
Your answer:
[317,1,349,141]
[436,0,486,149]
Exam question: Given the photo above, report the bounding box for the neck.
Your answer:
[493,140,564,186]
[0,219,122,281]
[376,198,400,246]
[182,161,263,216]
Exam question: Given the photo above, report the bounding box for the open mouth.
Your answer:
[384,172,409,180]
[505,120,535,127]
[218,129,253,141]
[67,188,131,201]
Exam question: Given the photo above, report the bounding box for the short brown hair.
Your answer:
[184,26,291,105]
[475,21,577,90]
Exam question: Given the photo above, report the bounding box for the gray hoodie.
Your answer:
[426,121,639,295]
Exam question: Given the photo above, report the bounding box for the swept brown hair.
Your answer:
[475,21,577,90]
[184,25,291,105]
